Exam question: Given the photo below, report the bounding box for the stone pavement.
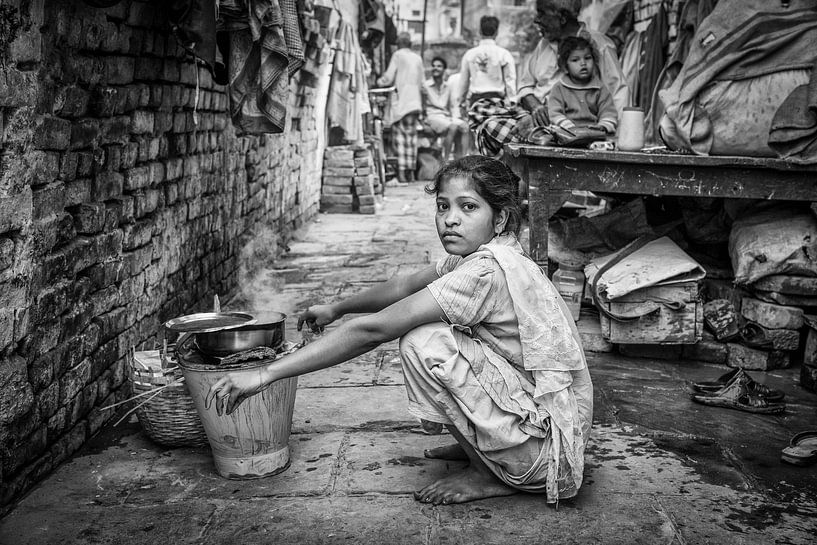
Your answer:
[2,184,817,544]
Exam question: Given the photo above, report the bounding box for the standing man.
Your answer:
[423,57,469,160]
[456,15,522,158]
[377,32,425,184]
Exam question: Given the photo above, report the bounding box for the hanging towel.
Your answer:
[219,0,305,134]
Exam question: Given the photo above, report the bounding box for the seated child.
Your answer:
[547,36,618,135]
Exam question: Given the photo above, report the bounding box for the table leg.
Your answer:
[528,171,570,270]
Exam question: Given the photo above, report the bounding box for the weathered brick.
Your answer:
[0,238,13,271]
[741,297,804,330]
[92,171,124,201]
[37,381,61,420]
[122,219,152,250]
[99,20,132,53]
[60,302,96,344]
[31,182,66,220]
[133,188,160,218]
[0,67,37,109]
[54,85,90,118]
[33,116,71,150]
[58,357,92,407]
[120,142,139,169]
[90,86,127,117]
[68,383,98,428]
[123,165,150,190]
[0,189,33,232]
[59,152,79,182]
[104,56,135,85]
[154,111,172,133]
[0,355,35,426]
[64,178,93,207]
[134,56,162,80]
[727,343,791,371]
[0,307,13,350]
[98,116,130,144]
[76,151,95,177]
[125,83,150,111]
[322,185,352,195]
[70,119,100,150]
[70,202,106,234]
[130,110,154,134]
[321,194,355,206]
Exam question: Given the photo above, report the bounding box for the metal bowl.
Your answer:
[194,311,286,356]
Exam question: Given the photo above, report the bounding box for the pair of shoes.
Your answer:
[689,368,786,402]
[781,431,817,466]
[689,368,786,414]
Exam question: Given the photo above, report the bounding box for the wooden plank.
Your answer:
[505,144,817,172]
[522,158,817,200]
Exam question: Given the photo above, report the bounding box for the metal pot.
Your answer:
[194,311,286,356]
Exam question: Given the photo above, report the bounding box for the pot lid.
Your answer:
[164,312,257,334]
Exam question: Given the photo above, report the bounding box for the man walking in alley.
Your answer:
[456,15,520,158]
[377,32,425,184]
[423,57,469,160]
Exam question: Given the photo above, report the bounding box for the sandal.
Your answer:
[690,370,786,414]
[524,126,553,146]
[781,431,817,466]
[689,368,785,402]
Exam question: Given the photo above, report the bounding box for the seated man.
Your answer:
[423,57,469,160]
[473,0,630,157]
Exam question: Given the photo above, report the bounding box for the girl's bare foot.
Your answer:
[424,443,468,460]
[413,466,517,505]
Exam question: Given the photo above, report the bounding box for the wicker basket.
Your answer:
[130,348,209,447]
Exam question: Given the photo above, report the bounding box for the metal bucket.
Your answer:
[179,357,297,479]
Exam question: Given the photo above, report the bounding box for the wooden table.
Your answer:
[503,144,817,268]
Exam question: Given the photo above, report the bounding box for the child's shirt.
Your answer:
[547,73,618,134]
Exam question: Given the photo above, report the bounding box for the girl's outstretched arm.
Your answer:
[207,285,446,415]
[298,264,439,332]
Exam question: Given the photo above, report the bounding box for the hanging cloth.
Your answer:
[637,3,668,112]
[219,0,305,134]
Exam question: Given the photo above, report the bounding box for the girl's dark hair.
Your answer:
[557,36,596,71]
[425,155,523,236]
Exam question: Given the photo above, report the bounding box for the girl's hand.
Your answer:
[297,304,337,333]
[205,367,272,416]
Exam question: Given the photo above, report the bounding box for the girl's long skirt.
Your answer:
[400,322,593,498]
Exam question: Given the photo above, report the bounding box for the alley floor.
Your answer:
[1,183,817,544]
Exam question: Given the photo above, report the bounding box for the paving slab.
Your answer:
[292,385,412,434]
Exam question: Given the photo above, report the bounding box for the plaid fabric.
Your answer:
[467,97,529,158]
[392,114,419,171]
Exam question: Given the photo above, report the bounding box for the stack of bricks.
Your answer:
[320,145,377,214]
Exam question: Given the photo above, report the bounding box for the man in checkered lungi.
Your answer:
[463,1,630,158]
[456,16,524,159]
[377,32,425,183]
[391,115,420,180]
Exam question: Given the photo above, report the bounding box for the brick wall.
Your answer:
[0,0,324,509]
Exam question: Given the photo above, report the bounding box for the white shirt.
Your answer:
[457,39,517,104]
